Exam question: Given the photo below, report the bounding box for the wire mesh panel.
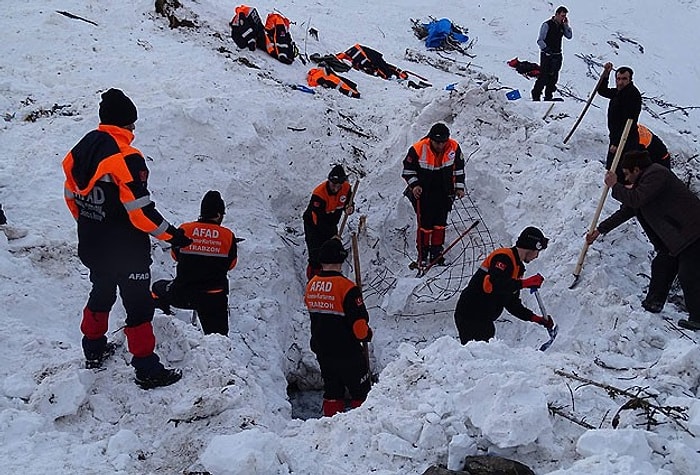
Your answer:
[361,192,495,313]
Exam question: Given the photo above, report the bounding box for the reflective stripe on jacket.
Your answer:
[401,137,465,193]
[62,125,177,242]
[305,271,371,357]
[172,220,237,293]
[307,68,360,98]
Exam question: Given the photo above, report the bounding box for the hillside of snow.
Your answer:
[1,1,699,474]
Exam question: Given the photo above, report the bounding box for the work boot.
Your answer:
[85,341,118,369]
[678,319,700,331]
[417,245,429,267]
[531,90,540,101]
[135,367,183,390]
[429,246,446,266]
[641,298,664,314]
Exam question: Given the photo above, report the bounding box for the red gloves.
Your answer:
[521,273,544,289]
[531,314,554,329]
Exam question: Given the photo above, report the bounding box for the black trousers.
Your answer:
[316,350,371,401]
[532,52,562,99]
[455,314,496,344]
[678,239,700,322]
[646,249,679,304]
[87,263,154,327]
[152,280,229,335]
[411,191,451,229]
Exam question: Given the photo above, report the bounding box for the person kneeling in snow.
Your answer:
[304,238,372,417]
[454,227,553,344]
[152,190,238,336]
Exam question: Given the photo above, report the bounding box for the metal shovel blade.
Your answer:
[539,324,559,351]
[569,274,581,289]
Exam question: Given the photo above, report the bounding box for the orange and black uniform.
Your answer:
[63,124,181,373]
[152,220,237,335]
[302,180,352,275]
[402,137,465,256]
[307,67,360,98]
[229,5,264,51]
[638,124,670,168]
[454,247,536,344]
[304,270,372,406]
[336,44,408,80]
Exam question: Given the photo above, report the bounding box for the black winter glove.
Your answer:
[167,227,193,248]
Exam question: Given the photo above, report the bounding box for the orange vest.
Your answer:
[412,137,460,172]
[177,221,237,269]
[309,181,351,225]
[305,274,369,340]
[480,247,520,294]
[637,124,652,148]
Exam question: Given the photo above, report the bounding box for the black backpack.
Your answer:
[230,5,265,51]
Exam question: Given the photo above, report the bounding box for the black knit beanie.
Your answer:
[200,190,226,219]
[516,227,549,251]
[328,165,348,184]
[99,88,138,127]
[319,239,348,264]
[428,123,450,142]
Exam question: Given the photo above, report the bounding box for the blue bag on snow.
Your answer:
[424,18,468,48]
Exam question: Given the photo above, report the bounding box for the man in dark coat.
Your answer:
[587,126,674,313]
[597,62,643,181]
[586,205,677,313]
[604,150,700,330]
[454,227,553,344]
[532,6,572,101]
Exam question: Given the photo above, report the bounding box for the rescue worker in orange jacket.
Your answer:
[402,123,466,265]
[454,227,553,344]
[304,238,372,417]
[637,124,670,168]
[307,66,361,98]
[151,190,238,335]
[303,165,354,279]
[63,88,191,389]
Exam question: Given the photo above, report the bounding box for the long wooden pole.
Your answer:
[563,73,606,144]
[338,180,360,237]
[351,232,371,382]
[570,118,634,288]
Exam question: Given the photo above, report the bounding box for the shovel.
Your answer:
[532,289,558,351]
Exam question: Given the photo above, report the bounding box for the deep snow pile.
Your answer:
[1,1,699,474]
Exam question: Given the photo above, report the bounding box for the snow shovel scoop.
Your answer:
[532,289,558,351]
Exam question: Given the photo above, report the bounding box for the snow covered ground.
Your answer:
[1,0,699,473]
